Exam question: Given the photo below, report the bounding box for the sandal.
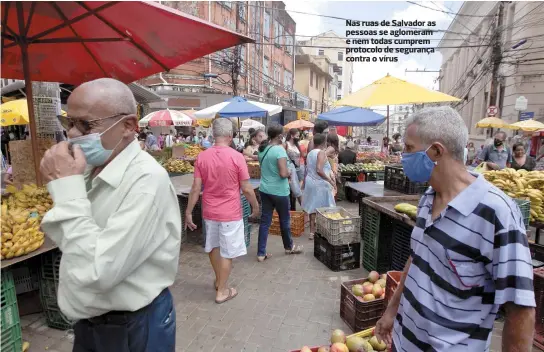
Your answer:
[257,254,271,262]
[308,233,314,240]
[285,244,303,254]
[215,288,238,304]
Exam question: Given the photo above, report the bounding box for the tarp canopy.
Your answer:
[240,119,265,132]
[507,119,544,132]
[317,106,386,126]
[194,96,282,119]
[475,117,508,128]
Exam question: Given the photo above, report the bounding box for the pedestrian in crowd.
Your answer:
[366,136,372,145]
[339,141,357,165]
[285,128,304,181]
[201,135,213,149]
[302,133,336,240]
[475,130,512,170]
[185,118,259,304]
[381,136,390,155]
[375,106,535,351]
[466,142,477,165]
[158,133,165,149]
[257,124,303,261]
[326,134,340,197]
[299,132,308,165]
[145,131,160,151]
[307,120,329,153]
[537,139,544,161]
[164,131,175,148]
[243,129,266,161]
[390,133,403,154]
[511,142,536,171]
[40,78,181,351]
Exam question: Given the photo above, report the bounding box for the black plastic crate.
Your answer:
[361,205,394,273]
[362,170,385,182]
[384,165,429,195]
[38,250,74,330]
[313,233,360,272]
[178,195,203,243]
[242,195,251,247]
[391,220,413,271]
[530,242,544,268]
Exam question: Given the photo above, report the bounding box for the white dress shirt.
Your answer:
[41,140,181,320]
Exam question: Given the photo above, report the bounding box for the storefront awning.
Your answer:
[128,83,164,104]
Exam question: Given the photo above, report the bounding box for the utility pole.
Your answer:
[489,2,504,115]
[321,87,325,113]
[231,3,241,97]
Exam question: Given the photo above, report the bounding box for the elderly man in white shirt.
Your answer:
[40,78,181,352]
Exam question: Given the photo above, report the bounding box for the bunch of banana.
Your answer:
[3,184,53,218]
[183,145,203,158]
[394,203,418,220]
[163,158,194,173]
[482,168,544,222]
[1,209,45,260]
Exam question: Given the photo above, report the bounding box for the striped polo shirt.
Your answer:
[393,172,536,351]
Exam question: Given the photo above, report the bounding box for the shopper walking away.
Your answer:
[307,120,329,153]
[326,134,340,198]
[257,124,303,261]
[164,131,175,148]
[302,133,336,240]
[40,78,181,352]
[475,131,512,170]
[374,106,535,351]
[511,142,536,171]
[185,119,259,304]
[467,142,476,165]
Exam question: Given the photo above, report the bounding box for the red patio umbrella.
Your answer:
[1,1,254,184]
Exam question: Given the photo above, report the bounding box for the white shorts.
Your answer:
[204,219,247,259]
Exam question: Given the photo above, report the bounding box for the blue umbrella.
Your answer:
[317,106,386,126]
[194,96,282,119]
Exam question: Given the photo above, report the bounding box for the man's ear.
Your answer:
[123,115,138,134]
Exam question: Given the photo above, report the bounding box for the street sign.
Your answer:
[515,96,528,111]
[487,105,498,117]
[520,111,534,121]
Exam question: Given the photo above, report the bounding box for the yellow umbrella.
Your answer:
[336,74,461,107]
[1,99,66,127]
[475,117,508,129]
[335,74,461,138]
[507,119,544,132]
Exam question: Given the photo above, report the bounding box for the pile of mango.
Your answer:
[483,169,544,222]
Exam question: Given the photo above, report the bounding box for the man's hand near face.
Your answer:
[40,142,87,183]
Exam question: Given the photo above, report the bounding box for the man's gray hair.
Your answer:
[212,118,233,138]
[404,106,468,161]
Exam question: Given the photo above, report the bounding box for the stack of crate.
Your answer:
[313,207,361,272]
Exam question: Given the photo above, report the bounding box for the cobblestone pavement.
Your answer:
[19,201,543,352]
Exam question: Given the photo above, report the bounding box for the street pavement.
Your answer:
[19,200,543,351]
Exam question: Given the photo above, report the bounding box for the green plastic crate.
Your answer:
[1,271,22,352]
[38,250,74,330]
[361,205,393,273]
[514,198,530,229]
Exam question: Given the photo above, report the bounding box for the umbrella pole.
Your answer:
[386,105,390,139]
[21,42,43,186]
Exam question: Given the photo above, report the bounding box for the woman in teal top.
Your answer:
[257,124,303,262]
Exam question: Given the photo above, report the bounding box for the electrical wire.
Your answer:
[406,1,492,18]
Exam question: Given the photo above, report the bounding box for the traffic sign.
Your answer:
[520,111,534,121]
[487,105,498,117]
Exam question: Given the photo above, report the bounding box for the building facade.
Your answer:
[294,53,334,116]
[439,2,544,144]
[298,31,355,101]
[139,1,297,111]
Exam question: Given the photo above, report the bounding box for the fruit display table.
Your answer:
[345,181,405,198]
[1,236,57,269]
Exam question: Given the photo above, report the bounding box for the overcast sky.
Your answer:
[285,1,463,92]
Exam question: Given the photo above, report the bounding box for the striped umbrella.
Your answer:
[138,109,193,127]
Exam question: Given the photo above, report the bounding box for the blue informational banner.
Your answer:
[520,111,534,121]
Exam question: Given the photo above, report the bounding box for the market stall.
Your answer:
[1,1,255,346]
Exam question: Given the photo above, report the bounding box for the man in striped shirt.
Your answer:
[375,107,536,351]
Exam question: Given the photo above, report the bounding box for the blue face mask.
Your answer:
[68,119,124,166]
[401,146,436,183]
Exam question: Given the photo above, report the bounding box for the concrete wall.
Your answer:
[439,2,544,143]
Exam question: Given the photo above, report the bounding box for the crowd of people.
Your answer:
[468,130,544,171]
[136,129,214,151]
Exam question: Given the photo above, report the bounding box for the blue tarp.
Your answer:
[317,106,385,126]
[218,96,268,118]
